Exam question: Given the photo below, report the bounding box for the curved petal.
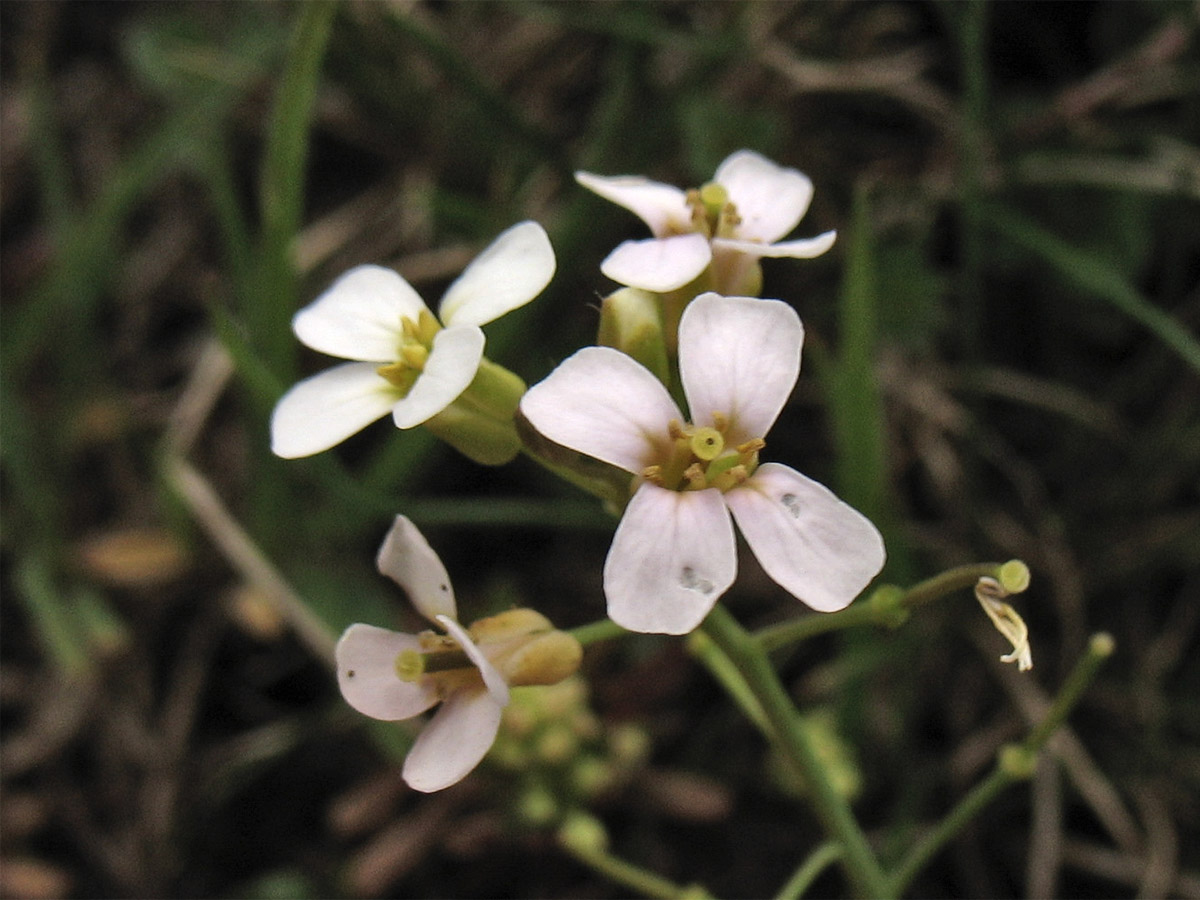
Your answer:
[270,362,398,458]
[376,516,456,622]
[603,483,736,634]
[678,294,804,445]
[293,265,428,361]
[438,222,556,327]
[437,615,509,705]
[520,346,681,473]
[402,685,504,792]
[714,150,814,244]
[725,463,886,612]
[391,324,485,428]
[600,235,711,293]
[575,171,691,235]
[713,230,837,260]
[336,624,440,721]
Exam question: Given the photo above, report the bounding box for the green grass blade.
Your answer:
[985,203,1200,374]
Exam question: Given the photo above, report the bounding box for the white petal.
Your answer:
[600,235,711,292]
[712,231,837,260]
[520,346,681,473]
[402,685,504,792]
[725,463,886,612]
[293,265,428,361]
[270,362,398,458]
[438,222,556,327]
[603,483,736,635]
[390,324,484,428]
[376,516,457,622]
[715,150,814,244]
[678,294,803,445]
[437,615,509,705]
[575,171,691,235]
[335,624,440,721]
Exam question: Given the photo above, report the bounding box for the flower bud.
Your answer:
[597,287,669,384]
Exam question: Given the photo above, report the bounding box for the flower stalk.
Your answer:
[756,561,1029,653]
[699,604,889,899]
[886,632,1114,896]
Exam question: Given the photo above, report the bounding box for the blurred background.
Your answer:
[2,2,1198,897]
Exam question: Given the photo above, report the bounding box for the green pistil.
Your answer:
[394,648,474,682]
[690,426,724,460]
[649,420,762,492]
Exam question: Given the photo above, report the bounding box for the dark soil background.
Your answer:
[2,2,1198,898]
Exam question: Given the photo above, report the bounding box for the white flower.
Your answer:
[271,221,555,458]
[519,293,885,635]
[337,516,582,792]
[576,150,836,295]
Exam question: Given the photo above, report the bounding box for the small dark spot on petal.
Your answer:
[347,670,356,678]
[680,565,715,595]
[781,493,802,518]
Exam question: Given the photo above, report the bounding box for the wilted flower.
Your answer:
[520,293,884,634]
[577,150,836,295]
[271,221,555,461]
[336,516,582,792]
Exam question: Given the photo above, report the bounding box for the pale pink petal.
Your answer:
[270,362,399,458]
[403,685,504,792]
[725,463,886,612]
[376,516,456,622]
[714,150,814,244]
[712,230,837,260]
[390,324,485,428]
[336,624,440,721]
[437,222,556,327]
[436,615,510,706]
[603,483,736,634]
[520,346,681,473]
[293,265,428,361]
[678,294,804,445]
[575,171,691,235]
[600,235,711,292]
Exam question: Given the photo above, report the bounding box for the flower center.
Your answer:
[643,413,764,493]
[376,308,442,395]
[684,182,742,240]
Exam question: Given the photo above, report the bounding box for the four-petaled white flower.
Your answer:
[336,516,511,792]
[337,515,582,792]
[271,221,555,458]
[520,293,885,635]
[576,150,836,295]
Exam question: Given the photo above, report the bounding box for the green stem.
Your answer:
[887,633,1114,896]
[700,605,889,898]
[774,842,844,900]
[757,562,1013,653]
[558,831,711,899]
[569,619,626,647]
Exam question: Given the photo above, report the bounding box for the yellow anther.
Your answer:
[711,411,729,432]
[642,465,664,485]
[736,437,765,455]
[376,361,419,392]
[416,308,442,344]
[690,426,725,460]
[400,343,429,369]
[683,463,708,490]
[668,419,688,440]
